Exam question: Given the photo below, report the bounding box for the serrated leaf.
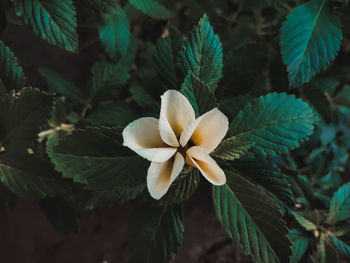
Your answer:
[14,0,79,52]
[0,153,70,199]
[49,127,149,203]
[328,183,350,224]
[160,169,200,205]
[294,211,318,231]
[129,82,158,109]
[280,0,342,88]
[228,92,318,157]
[127,203,183,263]
[212,170,291,263]
[318,234,340,263]
[180,14,223,91]
[0,87,54,153]
[331,236,350,258]
[181,73,216,117]
[99,8,130,59]
[39,68,84,105]
[129,0,175,19]
[212,137,253,161]
[154,26,184,89]
[288,229,310,263]
[0,41,26,93]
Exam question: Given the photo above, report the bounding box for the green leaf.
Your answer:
[99,7,131,59]
[88,102,138,127]
[180,73,217,117]
[14,0,79,52]
[129,0,175,19]
[328,183,350,224]
[212,137,254,161]
[280,0,342,88]
[0,88,54,153]
[39,68,84,105]
[127,203,184,263]
[49,127,149,203]
[180,14,223,91]
[212,170,291,263]
[160,169,200,205]
[0,41,26,93]
[294,211,318,231]
[288,229,310,263]
[318,234,340,263]
[89,37,137,101]
[228,92,318,157]
[0,153,70,199]
[331,236,350,258]
[129,82,158,109]
[154,26,184,89]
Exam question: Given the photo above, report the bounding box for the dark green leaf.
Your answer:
[331,236,350,258]
[0,40,26,93]
[99,7,130,59]
[129,0,175,19]
[212,137,254,161]
[328,183,350,224]
[213,170,291,263]
[79,0,119,13]
[129,82,158,109]
[127,203,184,263]
[14,0,79,52]
[228,92,318,157]
[0,87,54,153]
[181,73,216,117]
[280,0,342,88]
[294,211,318,231]
[288,229,310,263]
[180,14,223,91]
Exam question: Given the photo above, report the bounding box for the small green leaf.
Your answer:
[288,229,310,263]
[328,183,350,224]
[228,93,318,157]
[294,211,318,231]
[39,68,84,105]
[180,14,223,91]
[127,203,184,263]
[212,137,253,161]
[0,153,70,199]
[0,88,54,153]
[14,0,79,52]
[129,0,175,19]
[0,41,26,93]
[99,7,131,59]
[49,127,149,203]
[280,0,342,88]
[331,236,350,258]
[160,169,200,205]
[181,73,216,117]
[213,170,291,263]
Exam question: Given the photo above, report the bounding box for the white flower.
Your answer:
[122,90,229,199]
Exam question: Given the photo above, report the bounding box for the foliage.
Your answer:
[0,0,350,262]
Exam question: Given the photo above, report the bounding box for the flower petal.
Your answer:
[186,146,226,185]
[123,117,177,162]
[179,108,228,153]
[147,152,185,199]
[159,90,195,147]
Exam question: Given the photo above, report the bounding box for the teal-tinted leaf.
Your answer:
[160,169,200,205]
[294,211,318,231]
[212,137,253,161]
[331,236,350,258]
[88,102,138,127]
[228,93,318,157]
[154,26,184,89]
[39,197,78,234]
[181,73,216,117]
[280,0,342,88]
[180,15,223,91]
[0,153,70,199]
[318,234,340,263]
[39,68,84,105]
[288,229,310,263]
[50,127,148,203]
[0,41,26,93]
[328,183,350,224]
[99,8,130,59]
[213,170,291,263]
[129,0,175,19]
[14,0,79,52]
[127,203,183,263]
[0,88,54,153]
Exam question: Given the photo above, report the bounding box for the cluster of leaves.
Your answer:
[0,0,349,262]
